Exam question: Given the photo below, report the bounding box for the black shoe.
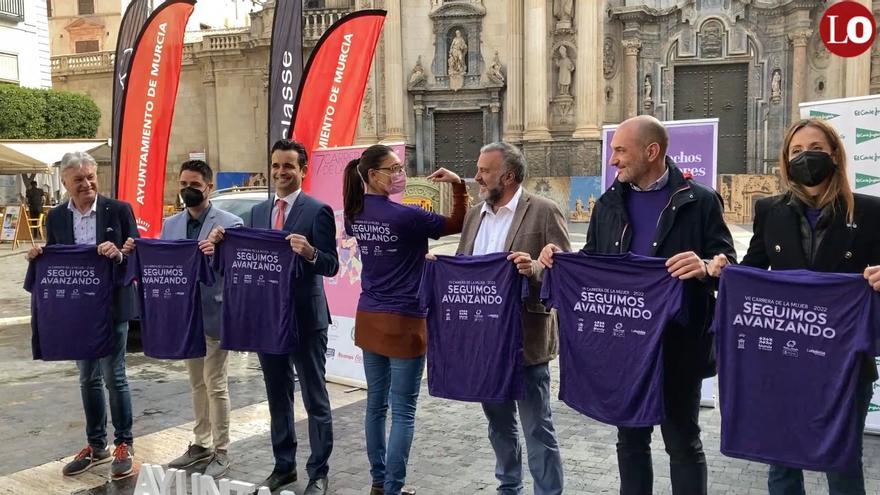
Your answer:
[304,477,329,495]
[260,470,297,491]
[62,445,111,476]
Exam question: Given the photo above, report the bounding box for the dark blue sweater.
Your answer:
[625,185,670,255]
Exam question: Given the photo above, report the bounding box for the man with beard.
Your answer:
[454,141,569,495]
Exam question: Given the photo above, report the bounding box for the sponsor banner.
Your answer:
[801,95,880,199]
[267,0,303,145]
[601,119,719,191]
[111,0,151,197]
[117,0,194,238]
[289,10,386,192]
[309,143,404,387]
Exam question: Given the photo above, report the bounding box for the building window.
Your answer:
[78,0,94,15]
[0,53,19,84]
[75,40,100,53]
[46,0,51,17]
[304,0,323,9]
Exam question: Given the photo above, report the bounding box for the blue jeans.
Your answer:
[768,380,874,495]
[76,321,133,448]
[363,350,424,495]
[481,363,564,495]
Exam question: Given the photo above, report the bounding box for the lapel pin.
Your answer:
[774,245,781,253]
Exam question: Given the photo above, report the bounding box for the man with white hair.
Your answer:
[26,151,139,479]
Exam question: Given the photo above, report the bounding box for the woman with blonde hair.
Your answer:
[710,118,880,494]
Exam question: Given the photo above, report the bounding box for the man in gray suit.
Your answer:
[456,142,570,495]
[124,159,243,478]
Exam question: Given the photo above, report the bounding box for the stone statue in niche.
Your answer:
[644,75,653,101]
[487,51,504,84]
[448,30,468,76]
[556,46,574,96]
[553,0,573,30]
[770,69,782,104]
[701,22,723,58]
[409,56,426,87]
[603,37,616,79]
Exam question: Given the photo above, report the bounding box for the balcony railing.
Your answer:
[304,8,349,42]
[51,7,353,76]
[0,0,25,22]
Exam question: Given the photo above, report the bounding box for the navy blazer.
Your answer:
[248,192,339,332]
[45,195,140,323]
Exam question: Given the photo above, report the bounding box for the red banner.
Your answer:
[117,0,194,237]
[289,10,386,191]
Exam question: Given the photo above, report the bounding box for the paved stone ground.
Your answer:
[60,367,880,495]
[7,223,870,494]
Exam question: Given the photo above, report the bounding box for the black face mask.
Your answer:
[180,187,206,208]
[788,150,836,187]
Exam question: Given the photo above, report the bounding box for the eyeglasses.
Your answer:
[375,166,405,176]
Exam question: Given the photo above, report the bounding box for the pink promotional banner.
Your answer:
[309,143,404,386]
[601,118,719,191]
[310,143,405,317]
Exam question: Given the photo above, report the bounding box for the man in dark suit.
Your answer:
[26,151,139,479]
[210,139,339,494]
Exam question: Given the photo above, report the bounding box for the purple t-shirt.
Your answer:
[541,252,685,427]
[125,239,215,359]
[714,265,880,472]
[24,245,115,360]
[214,227,301,354]
[419,253,528,402]
[346,194,445,318]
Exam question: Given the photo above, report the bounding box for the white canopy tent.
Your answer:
[0,139,111,204]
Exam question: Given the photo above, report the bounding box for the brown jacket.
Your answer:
[456,189,571,365]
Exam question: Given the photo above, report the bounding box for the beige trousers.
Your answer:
[185,336,230,450]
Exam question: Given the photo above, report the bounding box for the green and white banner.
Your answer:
[801,96,880,435]
[800,95,880,199]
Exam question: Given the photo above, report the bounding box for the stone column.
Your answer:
[414,102,425,175]
[789,30,810,124]
[202,59,221,169]
[522,0,551,141]
[573,1,603,139]
[622,38,641,119]
[381,0,406,142]
[845,0,872,96]
[503,0,524,142]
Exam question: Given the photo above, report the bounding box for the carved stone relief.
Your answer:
[770,68,782,104]
[809,31,830,70]
[699,19,724,58]
[603,37,618,79]
[409,56,427,88]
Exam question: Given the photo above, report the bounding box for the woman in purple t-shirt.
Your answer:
[342,144,467,495]
[710,118,880,494]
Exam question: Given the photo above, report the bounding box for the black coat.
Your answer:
[584,160,737,379]
[45,195,140,323]
[743,192,880,272]
[741,192,880,382]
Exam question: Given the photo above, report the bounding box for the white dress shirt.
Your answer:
[271,189,302,225]
[68,199,97,245]
[473,186,523,255]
